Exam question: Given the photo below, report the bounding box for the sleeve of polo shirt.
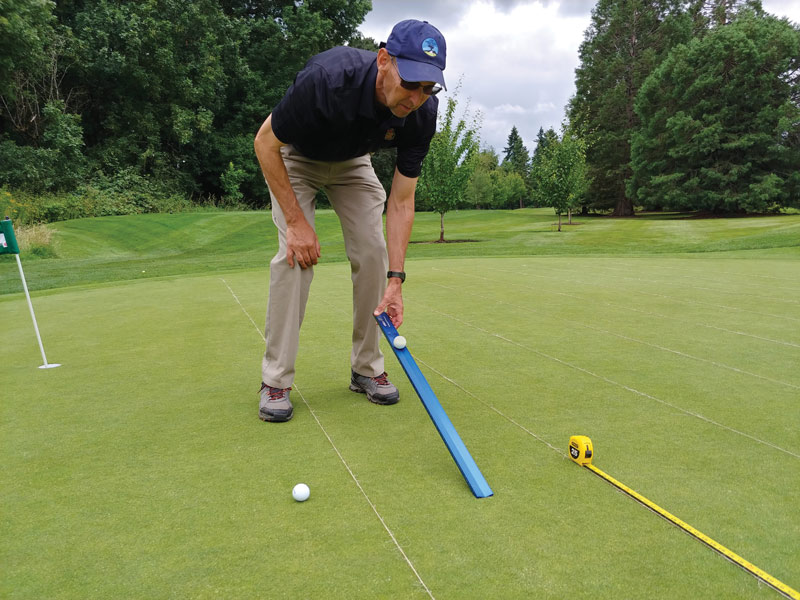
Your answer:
[270,65,330,145]
[395,99,438,178]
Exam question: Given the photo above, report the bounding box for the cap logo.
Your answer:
[422,38,438,57]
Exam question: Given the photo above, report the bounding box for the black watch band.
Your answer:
[387,270,406,283]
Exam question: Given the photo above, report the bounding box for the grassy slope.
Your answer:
[2,209,799,295]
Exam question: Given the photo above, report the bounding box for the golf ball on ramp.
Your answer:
[292,483,310,502]
[393,335,407,349]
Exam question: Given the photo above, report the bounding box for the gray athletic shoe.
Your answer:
[349,371,400,405]
[258,383,293,422]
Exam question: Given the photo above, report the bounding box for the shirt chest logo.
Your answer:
[384,128,396,141]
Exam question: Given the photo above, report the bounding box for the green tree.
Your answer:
[501,125,531,206]
[61,0,246,194]
[631,11,800,212]
[417,89,481,242]
[466,169,493,209]
[45,0,370,202]
[466,149,498,209]
[1,0,373,202]
[689,0,764,28]
[479,146,500,171]
[0,0,53,99]
[220,161,246,204]
[529,127,558,206]
[0,81,88,194]
[531,131,588,231]
[530,127,556,165]
[0,2,88,193]
[502,126,530,175]
[569,0,692,216]
[212,0,371,204]
[490,170,527,210]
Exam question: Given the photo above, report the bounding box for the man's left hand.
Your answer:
[374,280,403,328]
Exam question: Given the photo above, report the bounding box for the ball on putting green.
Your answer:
[292,483,310,502]
[393,335,407,349]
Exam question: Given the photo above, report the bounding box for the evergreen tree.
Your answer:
[530,127,555,165]
[501,126,531,207]
[569,0,692,216]
[631,10,800,212]
[502,127,530,176]
[688,0,763,28]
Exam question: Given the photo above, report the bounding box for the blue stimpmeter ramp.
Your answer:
[375,312,493,498]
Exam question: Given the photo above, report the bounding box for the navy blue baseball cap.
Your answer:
[385,20,447,90]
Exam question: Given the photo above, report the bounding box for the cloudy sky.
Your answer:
[359,0,800,154]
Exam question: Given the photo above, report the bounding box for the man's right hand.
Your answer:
[286,219,321,269]
[254,114,321,270]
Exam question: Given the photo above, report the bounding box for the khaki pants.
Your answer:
[262,146,388,389]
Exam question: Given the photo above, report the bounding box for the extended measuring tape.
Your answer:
[568,436,799,600]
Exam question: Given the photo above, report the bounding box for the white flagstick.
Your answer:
[15,254,60,369]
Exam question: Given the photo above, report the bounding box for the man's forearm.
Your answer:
[385,169,417,273]
[254,115,304,224]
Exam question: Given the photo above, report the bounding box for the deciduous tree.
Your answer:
[418,89,481,241]
[531,132,587,231]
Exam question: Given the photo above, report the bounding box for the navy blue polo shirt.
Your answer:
[270,46,438,178]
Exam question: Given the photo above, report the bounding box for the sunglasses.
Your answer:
[391,58,442,96]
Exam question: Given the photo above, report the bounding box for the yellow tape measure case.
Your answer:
[569,436,593,466]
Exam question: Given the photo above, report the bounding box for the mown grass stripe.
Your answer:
[584,463,800,600]
[220,277,435,599]
[423,304,800,460]
[432,275,800,391]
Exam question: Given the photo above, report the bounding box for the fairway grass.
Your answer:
[2,212,799,598]
[2,208,799,294]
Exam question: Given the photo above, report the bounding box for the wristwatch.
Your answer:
[387,270,406,283]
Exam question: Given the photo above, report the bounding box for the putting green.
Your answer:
[2,252,798,598]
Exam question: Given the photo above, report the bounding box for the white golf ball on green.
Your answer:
[393,335,407,349]
[292,483,310,502]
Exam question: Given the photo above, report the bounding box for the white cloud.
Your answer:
[533,101,558,114]
[762,0,800,24]
[449,2,590,149]
[494,104,529,115]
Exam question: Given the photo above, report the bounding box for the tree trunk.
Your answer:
[612,178,635,216]
[612,196,635,216]
[558,213,562,232]
[439,212,445,242]
[568,208,572,225]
